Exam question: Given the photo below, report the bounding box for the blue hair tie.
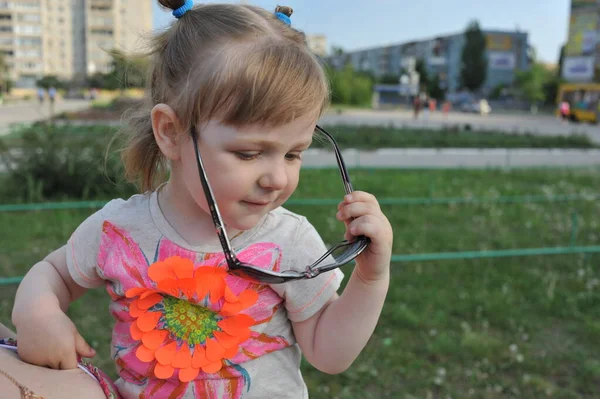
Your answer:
[173,0,193,19]
[274,12,291,26]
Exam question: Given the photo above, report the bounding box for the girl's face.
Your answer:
[172,113,317,231]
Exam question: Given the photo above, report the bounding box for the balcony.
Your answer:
[90,0,112,12]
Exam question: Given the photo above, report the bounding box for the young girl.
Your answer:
[2,2,393,398]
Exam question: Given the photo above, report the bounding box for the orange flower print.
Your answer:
[97,221,291,399]
[125,256,259,381]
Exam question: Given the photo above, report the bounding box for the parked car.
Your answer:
[460,99,491,115]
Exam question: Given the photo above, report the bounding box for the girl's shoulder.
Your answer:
[252,207,319,249]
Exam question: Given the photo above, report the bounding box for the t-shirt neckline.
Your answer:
[148,184,265,254]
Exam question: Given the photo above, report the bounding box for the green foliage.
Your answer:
[427,74,445,101]
[377,74,400,84]
[415,58,429,89]
[558,44,565,79]
[313,125,597,150]
[85,49,148,90]
[543,73,563,106]
[327,64,374,106]
[0,53,8,93]
[0,124,136,202]
[489,84,507,100]
[106,49,148,90]
[515,62,550,104]
[36,75,64,90]
[460,21,488,92]
[516,61,562,106]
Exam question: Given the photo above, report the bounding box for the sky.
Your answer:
[153,0,571,63]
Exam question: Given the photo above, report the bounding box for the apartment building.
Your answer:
[306,34,327,58]
[0,0,152,88]
[326,29,530,95]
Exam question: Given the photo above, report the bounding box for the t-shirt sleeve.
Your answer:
[271,217,344,322]
[65,200,120,289]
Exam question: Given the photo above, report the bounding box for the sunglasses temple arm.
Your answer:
[307,241,347,269]
[315,125,354,195]
[191,130,238,267]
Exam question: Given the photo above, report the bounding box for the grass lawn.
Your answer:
[1,123,597,150]
[1,168,600,398]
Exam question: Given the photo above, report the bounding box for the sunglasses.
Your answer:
[191,124,370,283]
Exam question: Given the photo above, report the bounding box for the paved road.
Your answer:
[2,101,600,143]
[320,108,600,144]
[0,99,91,135]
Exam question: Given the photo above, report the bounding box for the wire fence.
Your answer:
[1,193,599,286]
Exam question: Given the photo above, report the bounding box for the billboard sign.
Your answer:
[562,56,595,81]
[486,34,512,51]
[488,52,516,70]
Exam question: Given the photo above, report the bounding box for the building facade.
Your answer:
[0,0,152,88]
[306,34,327,57]
[325,29,530,94]
[561,0,599,82]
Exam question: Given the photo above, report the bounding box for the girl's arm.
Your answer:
[292,270,388,374]
[292,191,393,374]
[12,247,95,369]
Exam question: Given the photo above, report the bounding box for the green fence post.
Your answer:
[570,211,579,247]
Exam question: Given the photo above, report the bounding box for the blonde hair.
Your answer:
[121,2,330,192]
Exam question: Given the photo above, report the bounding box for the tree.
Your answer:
[378,74,400,84]
[415,58,429,91]
[36,75,64,90]
[557,44,565,79]
[427,74,445,101]
[0,53,6,94]
[460,21,487,92]
[105,49,148,92]
[327,64,374,106]
[515,62,552,107]
[331,46,345,57]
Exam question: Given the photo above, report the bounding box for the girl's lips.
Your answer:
[241,200,271,208]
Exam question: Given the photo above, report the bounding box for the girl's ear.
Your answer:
[151,104,183,161]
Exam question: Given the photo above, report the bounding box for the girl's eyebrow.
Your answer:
[234,138,313,149]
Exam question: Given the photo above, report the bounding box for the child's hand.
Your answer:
[16,309,95,370]
[336,191,393,282]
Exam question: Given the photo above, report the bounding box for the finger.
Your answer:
[75,332,96,358]
[343,219,353,241]
[58,349,79,370]
[348,215,384,238]
[337,202,380,221]
[344,191,378,206]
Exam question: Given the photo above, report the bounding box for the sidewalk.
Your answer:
[0,99,91,135]
[302,148,600,168]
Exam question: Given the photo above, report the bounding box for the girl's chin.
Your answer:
[223,214,264,233]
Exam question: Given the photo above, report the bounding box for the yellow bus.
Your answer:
[556,83,600,123]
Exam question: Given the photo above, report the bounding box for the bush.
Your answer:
[315,125,599,150]
[0,123,137,203]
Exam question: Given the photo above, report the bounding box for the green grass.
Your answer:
[1,168,600,398]
[2,123,597,150]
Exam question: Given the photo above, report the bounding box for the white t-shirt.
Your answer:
[66,189,343,399]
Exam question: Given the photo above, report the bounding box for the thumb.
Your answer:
[74,332,96,358]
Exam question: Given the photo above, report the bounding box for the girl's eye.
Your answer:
[285,152,302,161]
[235,152,260,160]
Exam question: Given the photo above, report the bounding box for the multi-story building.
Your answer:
[561,0,598,82]
[325,29,530,94]
[0,0,152,88]
[306,34,327,58]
